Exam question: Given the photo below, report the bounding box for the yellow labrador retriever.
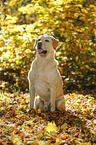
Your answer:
[28,34,66,112]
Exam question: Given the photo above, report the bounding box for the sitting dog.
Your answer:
[28,34,66,112]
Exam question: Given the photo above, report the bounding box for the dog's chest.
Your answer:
[35,72,47,83]
[34,69,50,99]
[34,61,49,83]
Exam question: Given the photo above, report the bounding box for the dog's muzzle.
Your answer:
[37,42,47,55]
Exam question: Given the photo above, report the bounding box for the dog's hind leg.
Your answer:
[56,96,66,111]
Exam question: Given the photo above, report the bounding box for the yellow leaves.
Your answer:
[3,50,11,59]
[23,125,30,130]
[53,0,64,5]
[83,142,91,145]
[10,135,23,145]
[79,15,86,21]
[74,13,79,19]
[0,119,5,125]
[55,51,61,57]
[21,68,26,74]
[65,93,95,118]
[18,4,34,14]
[9,0,18,6]
[0,0,96,143]
[0,92,96,144]
[18,3,45,15]
[46,122,57,132]
[93,120,96,125]
[5,15,18,25]
[26,24,36,33]
[76,4,82,8]
[1,0,96,94]
[55,138,61,144]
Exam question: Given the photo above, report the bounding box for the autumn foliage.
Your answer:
[0,0,96,94]
[0,93,96,144]
[0,1,96,144]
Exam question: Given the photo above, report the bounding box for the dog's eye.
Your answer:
[45,40,49,42]
[38,39,41,41]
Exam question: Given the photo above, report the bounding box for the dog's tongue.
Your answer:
[38,49,43,54]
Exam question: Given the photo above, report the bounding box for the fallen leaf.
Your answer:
[93,120,96,125]
[61,123,67,130]
[45,122,57,132]
[61,134,68,140]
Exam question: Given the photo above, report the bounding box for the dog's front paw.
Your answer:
[29,107,33,110]
[51,106,55,112]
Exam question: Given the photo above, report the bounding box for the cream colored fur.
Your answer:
[28,34,66,112]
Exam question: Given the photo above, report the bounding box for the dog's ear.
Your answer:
[51,36,59,49]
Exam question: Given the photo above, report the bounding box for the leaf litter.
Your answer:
[0,92,96,145]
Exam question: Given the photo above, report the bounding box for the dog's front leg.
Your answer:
[29,82,35,109]
[50,86,56,112]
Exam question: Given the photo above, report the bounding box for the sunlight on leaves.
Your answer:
[9,135,23,145]
[0,92,95,144]
[46,122,57,132]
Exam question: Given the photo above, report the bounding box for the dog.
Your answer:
[28,34,66,112]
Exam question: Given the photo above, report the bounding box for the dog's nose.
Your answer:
[38,42,42,49]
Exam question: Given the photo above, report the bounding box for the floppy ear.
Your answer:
[51,36,59,49]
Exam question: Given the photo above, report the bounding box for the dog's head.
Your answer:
[34,35,59,56]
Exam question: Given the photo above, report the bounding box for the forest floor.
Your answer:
[0,92,96,145]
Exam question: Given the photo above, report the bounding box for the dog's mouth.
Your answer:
[38,48,47,55]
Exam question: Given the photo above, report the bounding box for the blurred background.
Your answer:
[0,0,96,96]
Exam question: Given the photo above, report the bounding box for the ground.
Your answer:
[0,92,96,145]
